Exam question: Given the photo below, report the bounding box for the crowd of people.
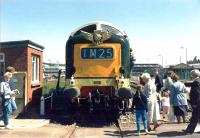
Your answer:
[1,66,200,135]
[131,68,200,136]
[0,66,18,129]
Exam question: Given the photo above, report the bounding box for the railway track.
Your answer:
[63,123,77,138]
[48,110,135,138]
[116,112,135,138]
[115,121,124,138]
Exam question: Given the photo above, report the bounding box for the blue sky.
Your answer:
[1,0,200,66]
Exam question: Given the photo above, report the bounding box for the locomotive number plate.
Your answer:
[81,48,113,59]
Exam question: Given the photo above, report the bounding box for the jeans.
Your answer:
[136,109,148,133]
[3,99,12,126]
[0,96,3,118]
[11,98,17,112]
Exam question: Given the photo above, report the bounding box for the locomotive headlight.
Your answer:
[119,75,125,88]
[120,81,124,88]
[70,75,75,87]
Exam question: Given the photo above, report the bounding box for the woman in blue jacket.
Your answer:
[170,73,188,123]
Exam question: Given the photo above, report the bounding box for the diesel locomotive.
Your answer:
[61,21,134,112]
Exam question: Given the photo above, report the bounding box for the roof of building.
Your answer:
[0,40,44,51]
[169,63,193,69]
[134,63,161,68]
[189,64,200,69]
[43,62,65,66]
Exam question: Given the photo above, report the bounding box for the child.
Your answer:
[132,84,148,136]
[161,90,170,120]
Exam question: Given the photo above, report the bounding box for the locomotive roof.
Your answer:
[70,21,128,38]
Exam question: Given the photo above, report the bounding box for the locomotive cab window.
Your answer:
[81,48,113,59]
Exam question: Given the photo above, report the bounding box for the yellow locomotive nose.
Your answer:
[63,21,133,112]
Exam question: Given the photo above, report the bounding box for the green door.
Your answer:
[13,72,27,115]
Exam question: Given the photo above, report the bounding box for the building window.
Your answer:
[32,55,40,83]
[0,53,5,76]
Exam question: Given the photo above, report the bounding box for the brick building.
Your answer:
[0,40,44,109]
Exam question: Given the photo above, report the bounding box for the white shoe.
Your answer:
[136,132,140,136]
[5,125,13,129]
[145,129,149,134]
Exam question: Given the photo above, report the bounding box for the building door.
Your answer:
[13,72,27,115]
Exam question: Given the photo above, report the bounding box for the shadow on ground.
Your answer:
[16,107,119,128]
[48,111,118,127]
[104,130,135,137]
[158,131,199,137]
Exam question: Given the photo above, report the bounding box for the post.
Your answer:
[50,92,53,110]
[180,46,184,64]
[186,48,188,64]
[40,96,45,115]
[158,54,163,67]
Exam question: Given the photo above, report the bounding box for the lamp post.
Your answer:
[186,47,188,64]
[180,47,184,64]
[180,47,188,64]
[158,54,163,67]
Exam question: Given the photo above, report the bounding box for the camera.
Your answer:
[14,89,20,95]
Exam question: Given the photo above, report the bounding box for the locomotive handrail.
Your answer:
[56,69,62,92]
[44,93,53,100]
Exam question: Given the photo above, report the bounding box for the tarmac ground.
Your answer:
[75,123,200,138]
[75,121,200,138]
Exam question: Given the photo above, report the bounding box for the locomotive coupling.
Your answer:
[94,89,100,104]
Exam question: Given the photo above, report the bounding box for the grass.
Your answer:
[42,78,66,97]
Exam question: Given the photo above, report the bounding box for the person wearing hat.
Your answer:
[183,69,200,134]
[141,73,160,131]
